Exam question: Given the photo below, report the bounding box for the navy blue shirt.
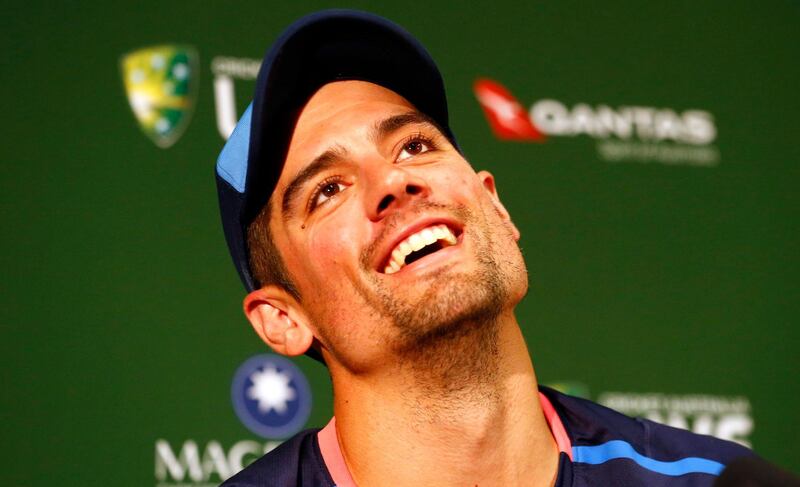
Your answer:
[222,387,752,486]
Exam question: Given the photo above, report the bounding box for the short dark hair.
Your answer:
[246,199,301,301]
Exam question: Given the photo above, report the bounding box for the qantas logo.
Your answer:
[474,79,546,142]
[474,78,719,165]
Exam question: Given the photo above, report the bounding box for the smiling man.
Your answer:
[215,10,751,487]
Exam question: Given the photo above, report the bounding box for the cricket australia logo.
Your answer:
[231,354,312,439]
[120,45,198,148]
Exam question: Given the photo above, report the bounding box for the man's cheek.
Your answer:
[308,230,352,269]
[430,173,463,198]
[436,166,480,196]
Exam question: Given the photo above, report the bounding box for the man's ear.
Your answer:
[477,170,521,241]
[243,287,314,357]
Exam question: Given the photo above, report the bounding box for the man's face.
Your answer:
[268,81,527,372]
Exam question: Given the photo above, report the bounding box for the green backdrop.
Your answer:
[3,1,798,485]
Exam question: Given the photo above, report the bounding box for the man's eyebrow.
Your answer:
[281,145,348,218]
[279,112,444,218]
[371,111,445,143]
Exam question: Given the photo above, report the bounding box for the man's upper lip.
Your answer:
[375,216,462,272]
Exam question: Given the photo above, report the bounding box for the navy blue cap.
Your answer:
[216,9,457,292]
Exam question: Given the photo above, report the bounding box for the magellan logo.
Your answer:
[231,354,312,439]
[474,78,720,166]
[120,45,198,148]
[155,439,279,487]
[154,354,312,487]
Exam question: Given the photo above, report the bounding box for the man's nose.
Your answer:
[363,162,430,221]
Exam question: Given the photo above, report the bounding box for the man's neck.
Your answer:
[329,312,560,487]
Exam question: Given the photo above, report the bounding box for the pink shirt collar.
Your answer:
[317,391,572,487]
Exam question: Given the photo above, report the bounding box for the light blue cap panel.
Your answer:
[216,103,253,194]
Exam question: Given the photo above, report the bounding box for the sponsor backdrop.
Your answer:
[2,1,797,485]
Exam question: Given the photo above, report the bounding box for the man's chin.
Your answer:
[387,270,508,350]
[385,274,508,402]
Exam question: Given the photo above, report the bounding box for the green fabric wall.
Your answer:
[3,1,797,484]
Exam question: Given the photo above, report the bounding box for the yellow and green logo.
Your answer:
[120,45,198,148]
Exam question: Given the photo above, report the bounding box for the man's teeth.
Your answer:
[384,224,458,274]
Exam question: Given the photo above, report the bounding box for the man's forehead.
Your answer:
[302,80,414,115]
[285,81,416,162]
[297,82,414,146]
[268,81,436,218]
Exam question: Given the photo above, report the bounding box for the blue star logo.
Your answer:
[231,354,312,439]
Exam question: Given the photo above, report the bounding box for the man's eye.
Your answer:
[397,138,432,162]
[310,180,346,211]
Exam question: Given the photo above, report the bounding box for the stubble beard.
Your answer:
[357,200,526,414]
